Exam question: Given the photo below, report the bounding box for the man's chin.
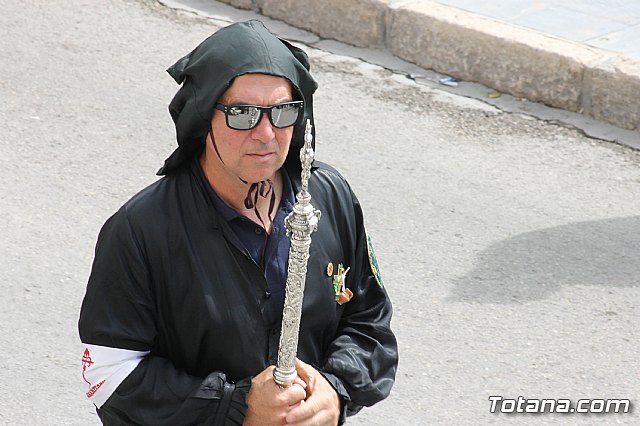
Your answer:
[242,170,278,184]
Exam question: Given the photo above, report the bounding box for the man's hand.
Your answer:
[244,365,307,426]
[285,359,341,426]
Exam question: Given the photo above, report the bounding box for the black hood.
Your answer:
[158,20,318,175]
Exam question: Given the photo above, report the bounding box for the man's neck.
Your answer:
[199,153,283,232]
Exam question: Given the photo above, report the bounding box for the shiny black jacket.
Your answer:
[78,158,398,425]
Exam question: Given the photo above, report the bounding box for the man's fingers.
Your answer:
[286,396,318,423]
[293,375,307,389]
[286,362,341,425]
[279,383,307,406]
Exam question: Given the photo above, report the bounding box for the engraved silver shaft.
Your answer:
[273,120,321,386]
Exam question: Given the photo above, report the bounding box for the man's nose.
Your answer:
[250,112,275,142]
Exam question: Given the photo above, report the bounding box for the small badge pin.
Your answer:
[326,262,334,277]
[332,264,353,304]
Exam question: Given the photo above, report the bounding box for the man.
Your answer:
[79,20,397,425]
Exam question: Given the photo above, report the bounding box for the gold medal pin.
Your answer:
[326,262,334,277]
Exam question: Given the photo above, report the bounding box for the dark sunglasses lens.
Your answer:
[270,103,302,128]
[226,106,261,130]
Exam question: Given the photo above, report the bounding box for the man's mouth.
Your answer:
[247,152,275,158]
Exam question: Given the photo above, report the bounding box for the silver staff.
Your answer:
[273,120,321,386]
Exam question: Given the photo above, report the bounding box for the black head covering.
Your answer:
[157,20,318,175]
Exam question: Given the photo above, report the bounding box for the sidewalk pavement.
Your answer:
[163,0,640,140]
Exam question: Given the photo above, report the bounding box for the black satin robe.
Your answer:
[78,159,398,425]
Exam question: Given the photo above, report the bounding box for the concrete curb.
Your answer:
[215,0,640,133]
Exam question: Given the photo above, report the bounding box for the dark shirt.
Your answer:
[196,163,295,325]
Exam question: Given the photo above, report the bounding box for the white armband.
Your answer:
[81,343,150,408]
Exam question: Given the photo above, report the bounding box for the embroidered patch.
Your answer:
[367,236,383,288]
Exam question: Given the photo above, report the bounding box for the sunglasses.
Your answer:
[214,101,304,130]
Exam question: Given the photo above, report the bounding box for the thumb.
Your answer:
[295,358,317,392]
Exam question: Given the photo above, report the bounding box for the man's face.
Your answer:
[207,73,295,184]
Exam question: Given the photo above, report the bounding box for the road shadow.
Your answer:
[450,216,640,304]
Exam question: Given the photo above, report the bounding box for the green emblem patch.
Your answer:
[366,236,383,288]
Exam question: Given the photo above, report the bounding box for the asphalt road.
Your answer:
[1,0,639,425]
